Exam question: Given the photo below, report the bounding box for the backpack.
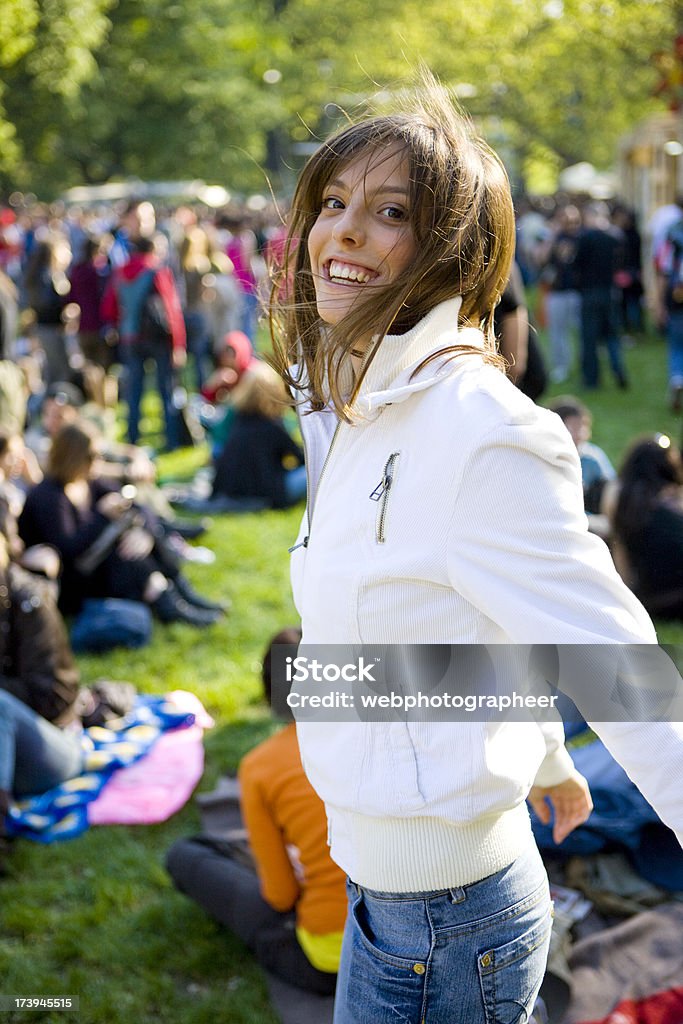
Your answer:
[115,268,171,343]
[140,284,172,345]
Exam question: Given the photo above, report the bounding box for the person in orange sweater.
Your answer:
[165,628,346,994]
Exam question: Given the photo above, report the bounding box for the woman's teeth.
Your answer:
[328,261,374,283]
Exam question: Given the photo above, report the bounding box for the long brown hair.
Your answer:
[48,422,98,485]
[269,74,515,420]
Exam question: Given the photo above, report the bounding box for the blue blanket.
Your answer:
[6,696,195,843]
[530,735,683,891]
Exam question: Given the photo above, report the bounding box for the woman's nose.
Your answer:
[332,204,365,245]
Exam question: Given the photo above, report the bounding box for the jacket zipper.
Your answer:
[289,419,342,553]
[374,452,400,544]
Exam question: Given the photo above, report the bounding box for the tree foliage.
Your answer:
[0,0,678,196]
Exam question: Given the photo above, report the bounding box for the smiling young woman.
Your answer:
[268,74,683,1024]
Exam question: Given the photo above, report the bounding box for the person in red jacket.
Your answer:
[101,237,186,451]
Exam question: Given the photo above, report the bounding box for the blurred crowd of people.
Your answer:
[513,197,645,392]
[3,186,683,1008]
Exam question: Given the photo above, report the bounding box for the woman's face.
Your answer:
[307,145,417,335]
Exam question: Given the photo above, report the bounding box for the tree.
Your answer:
[0,0,678,195]
[0,0,112,187]
[2,0,293,194]
[272,0,677,183]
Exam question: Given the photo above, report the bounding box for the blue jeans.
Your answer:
[184,311,212,390]
[0,691,84,797]
[546,290,580,382]
[283,465,307,507]
[333,843,551,1024]
[239,291,260,343]
[579,287,626,388]
[121,339,179,450]
[666,310,683,388]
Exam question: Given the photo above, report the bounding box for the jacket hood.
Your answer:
[224,330,255,374]
[353,297,484,419]
[118,253,157,281]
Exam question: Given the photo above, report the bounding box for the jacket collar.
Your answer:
[292,297,485,420]
[353,297,484,418]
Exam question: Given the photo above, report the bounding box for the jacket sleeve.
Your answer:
[238,760,300,912]
[533,721,577,787]
[445,415,683,845]
[8,566,80,723]
[100,275,119,327]
[154,268,186,351]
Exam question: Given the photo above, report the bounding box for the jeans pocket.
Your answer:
[477,911,552,1024]
[350,890,428,971]
[338,891,428,1024]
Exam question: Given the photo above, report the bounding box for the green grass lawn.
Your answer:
[1,317,681,1023]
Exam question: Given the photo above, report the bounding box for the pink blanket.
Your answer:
[88,691,214,826]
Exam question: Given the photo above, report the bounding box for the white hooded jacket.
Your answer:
[290,297,683,891]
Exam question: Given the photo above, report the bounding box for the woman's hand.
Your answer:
[14,442,43,486]
[172,348,187,370]
[126,451,156,484]
[20,544,61,579]
[527,773,593,845]
[96,492,132,520]
[117,526,154,561]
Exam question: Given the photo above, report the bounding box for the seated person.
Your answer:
[25,382,208,539]
[0,689,84,869]
[24,381,154,480]
[0,527,80,726]
[548,395,617,539]
[200,330,254,405]
[0,524,84,869]
[211,363,306,509]
[166,628,347,995]
[197,330,255,458]
[0,428,58,576]
[611,433,683,618]
[18,421,225,627]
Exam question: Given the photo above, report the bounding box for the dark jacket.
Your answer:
[574,228,622,291]
[18,476,116,613]
[0,564,80,725]
[212,413,304,508]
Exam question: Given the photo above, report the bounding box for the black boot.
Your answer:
[152,584,222,627]
[174,576,230,613]
[161,517,212,540]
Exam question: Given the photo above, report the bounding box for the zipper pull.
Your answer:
[288,535,309,553]
[370,455,397,501]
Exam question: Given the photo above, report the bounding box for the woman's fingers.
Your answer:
[527,774,593,845]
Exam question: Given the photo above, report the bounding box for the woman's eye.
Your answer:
[381,206,407,220]
[321,196,344,210]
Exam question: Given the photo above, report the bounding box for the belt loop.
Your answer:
[449,886,466,904]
